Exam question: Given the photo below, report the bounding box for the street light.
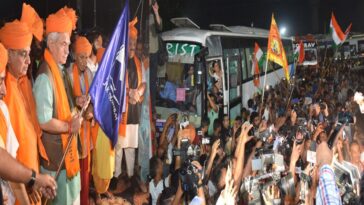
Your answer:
[280,27,287,36]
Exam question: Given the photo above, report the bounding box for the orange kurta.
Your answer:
[3,72,39,172]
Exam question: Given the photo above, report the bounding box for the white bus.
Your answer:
[156,18,294,126]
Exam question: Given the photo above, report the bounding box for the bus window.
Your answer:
[240,48,248,81]
[208,60,223,93]
[207,59,224,117]
[223,48,241,101]
[285,44,294,65]
[155,41,204,126]
[244,47,254,80]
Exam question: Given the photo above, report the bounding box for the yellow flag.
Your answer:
[267,14,289,80]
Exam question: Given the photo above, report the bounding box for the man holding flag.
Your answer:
[68,36,94,205]
[33,7,82,205]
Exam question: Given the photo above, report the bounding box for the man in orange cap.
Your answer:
[68,36,93,205]
[20,3,45,82]
[0,19,47,205]
[0,43,58,205]
[115,17,146,181]
[33,7,82,205]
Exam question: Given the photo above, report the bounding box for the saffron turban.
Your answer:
[74,36,92,56]
[46,7,77,35]
[0,20,33,50]
[0,43,8,73]
[21,3,44,41]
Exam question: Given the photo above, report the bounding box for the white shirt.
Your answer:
[0,100,19,205]
[0,100,18,157]
[87,58,98,78]
[149,176,170,205]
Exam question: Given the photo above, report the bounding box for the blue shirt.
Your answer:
[160,81,177,102]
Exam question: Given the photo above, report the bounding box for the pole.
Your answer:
[285,59,297,110]
[322,42,328,68]
[93,0,97,27]
[261,59,269,104]
[326,46,339,70]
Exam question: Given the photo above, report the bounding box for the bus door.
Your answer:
[225,55,242,121]
[206,57,226,117]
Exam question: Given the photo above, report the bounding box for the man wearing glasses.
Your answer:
[0,19,46,205]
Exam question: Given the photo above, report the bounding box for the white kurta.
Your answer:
[0,100,19,157]
[0,100,19,205]
[119,124,139,148]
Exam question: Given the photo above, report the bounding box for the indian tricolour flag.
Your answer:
[294,40,305,65]
[330,13,352,46]
[251,42,264,87]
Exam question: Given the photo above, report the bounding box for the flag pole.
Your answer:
[261,59,269,104]
[326,45,339,70]
[285,59,297,110]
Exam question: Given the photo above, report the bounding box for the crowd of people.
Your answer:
[0,2,151,205]
[1,1,364,205]
[150,61,364,205]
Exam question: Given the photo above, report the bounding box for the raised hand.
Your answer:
[211,139,221,156]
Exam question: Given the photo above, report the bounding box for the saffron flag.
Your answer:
[294,40,305,65]
[330,13,352,46]
[251,42,263,87]
[267,14,289,80]
[89,0,129,147]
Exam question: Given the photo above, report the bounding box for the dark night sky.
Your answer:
[159,0,363,36]
[0,0,363,36]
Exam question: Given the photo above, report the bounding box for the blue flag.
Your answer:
[89,1,129,147]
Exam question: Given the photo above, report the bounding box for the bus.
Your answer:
[155,18,294,127]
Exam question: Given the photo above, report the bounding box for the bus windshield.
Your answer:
[156,41,203,124]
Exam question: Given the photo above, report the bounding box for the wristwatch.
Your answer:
[26,169,36,188]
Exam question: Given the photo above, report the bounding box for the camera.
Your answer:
[173,139,202,195]
[241,171,296,204]
[248,125,276,143]
[332,160,361,205]
[179,159,201,194]
[295,125,310,145]
[338,112,354,124]
[173,139,200,162]
[201,137,210,145]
